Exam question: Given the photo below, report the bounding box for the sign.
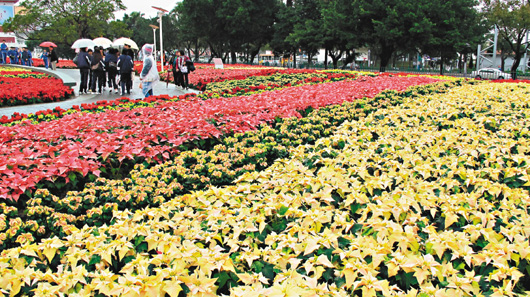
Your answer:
[213,58,223,69]
[0,5,14,25]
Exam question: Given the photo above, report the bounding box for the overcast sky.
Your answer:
[114,0,180,19]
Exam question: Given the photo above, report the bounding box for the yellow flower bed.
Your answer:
[0,67,31,72]
[1,82,529,296]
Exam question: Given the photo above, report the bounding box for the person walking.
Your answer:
[90,46,106,94]
[49,46,58,70]
[176,50,190,90]
[0,40,7,64]
[139,44,159,98]
[105,48,119,94]
[41,49,49,69]
[76,47,91,94]
[117,49,133,96]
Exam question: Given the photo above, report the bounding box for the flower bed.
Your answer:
[0,75,443,202]
[1,82,528,296]
[31,58,77,69]
[0,73,73,107]
[0,81,461,252]
[0,70,358,126]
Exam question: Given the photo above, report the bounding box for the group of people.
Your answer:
[74,44,195,98]
[167,49,195,90]
[75,43,135,96]
[40,47,59,70]
[0,40,53,67]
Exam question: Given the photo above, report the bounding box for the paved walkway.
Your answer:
[0,68,200,117]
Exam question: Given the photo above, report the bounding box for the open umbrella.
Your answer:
[92,37,113,49]
[112,37,139,50]
[71,38,96,49]
[39,41,57,47]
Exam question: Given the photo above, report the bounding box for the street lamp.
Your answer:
[149,24,159,62]
[152,6,168,71]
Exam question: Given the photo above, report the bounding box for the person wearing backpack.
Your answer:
[117,49,133,96]
[105,48,119,94]
[76,47,92,95]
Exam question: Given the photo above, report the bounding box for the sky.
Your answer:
[114,0,180,19]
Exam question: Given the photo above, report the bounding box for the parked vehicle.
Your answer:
[471,68,510,79]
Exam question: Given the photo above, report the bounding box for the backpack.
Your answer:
[186,60,196,72]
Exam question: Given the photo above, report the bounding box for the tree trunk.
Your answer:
[231,51,237,64]
[439,54,444,75]
[324,48,328,70]
[379,45,394,72]
[510,50,523,79]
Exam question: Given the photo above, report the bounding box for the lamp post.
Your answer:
[152,6,168,71]
[149,24,159,62]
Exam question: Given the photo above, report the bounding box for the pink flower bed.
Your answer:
[0,75,443,201]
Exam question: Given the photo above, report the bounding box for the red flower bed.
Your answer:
[0,76,73,107]
[0,75,443,201]
[32,58,77,69]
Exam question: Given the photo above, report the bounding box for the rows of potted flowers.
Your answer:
[31,58,77,69]
[0,75,445,202]
[0,68,73,107]
[0,70,358,126]
[0,81,528,296]
[0,79,459,253]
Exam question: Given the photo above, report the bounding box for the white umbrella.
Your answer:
[112,37,139,50]
[71,38,96,49]
[92,37,113,49]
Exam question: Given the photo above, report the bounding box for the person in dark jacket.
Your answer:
[76,48,91,95]
[21,47,30,66]
[105,48,119,94]
[117,49,133,95]
[122,44,135,90]
[90,46,106,94]
[49,46,58,70]
[7,47,17,64]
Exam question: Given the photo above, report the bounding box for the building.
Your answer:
[0,0,22,47]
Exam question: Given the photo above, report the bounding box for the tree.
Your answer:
[119,12,151,49]
[217,0,278,64]
[270,1,297,67]
[421,0,486,75]
[288,0,324,68]
[3,0,125,47]
[351,0,483,73]
[481,0,530,79]
[321,0,361,69]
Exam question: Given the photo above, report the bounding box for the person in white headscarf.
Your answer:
[139,44,159,97]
